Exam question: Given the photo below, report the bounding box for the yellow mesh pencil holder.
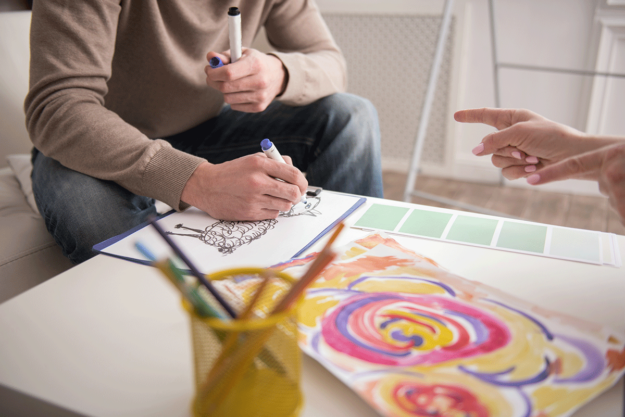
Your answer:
[186,268,303,417]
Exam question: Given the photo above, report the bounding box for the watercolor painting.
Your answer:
[271,233,625,417]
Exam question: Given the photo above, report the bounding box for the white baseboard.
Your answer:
[383,157,604,197]
[503,178,603,197]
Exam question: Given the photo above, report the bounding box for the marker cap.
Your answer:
[209,56,224,69]
[261,138,273,151]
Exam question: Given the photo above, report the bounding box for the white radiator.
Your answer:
[323,14,455,171]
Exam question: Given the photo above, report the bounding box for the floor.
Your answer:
[383,171,625,235]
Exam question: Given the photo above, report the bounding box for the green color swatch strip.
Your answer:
[354,204,409,231]
[549,227,601,263]
[446,215,499,246]
[496,221,547,254]
[399,209,453,238]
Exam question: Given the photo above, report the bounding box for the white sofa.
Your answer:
[0,11,73,303]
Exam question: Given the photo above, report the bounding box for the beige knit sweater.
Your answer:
[25,0,346,210]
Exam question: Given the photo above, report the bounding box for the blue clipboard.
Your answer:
[93,196,366,267]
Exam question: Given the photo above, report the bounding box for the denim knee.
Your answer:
[32,152,155,264]
[304,93,384,198]
[315,93,381,153]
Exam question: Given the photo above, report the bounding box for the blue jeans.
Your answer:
[32,93,383,264]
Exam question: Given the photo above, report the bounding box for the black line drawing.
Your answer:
[165,196,322,255]
[166,219,278,255]
[279,196,322,218]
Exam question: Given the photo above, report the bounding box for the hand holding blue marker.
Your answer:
[209,57,224,69]
[261,138,307,205]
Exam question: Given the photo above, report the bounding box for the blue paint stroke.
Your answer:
[446,310,489,345]
[348,368,425,383]
[553,334,605,383]
[391,330,424,347]
[483,299,554,341]
[347,275,456,297]
[380,317,402,329]
[312,332,321,353]
[518,388,533,417]
[335,295,413,358]
[459,357,551,387]
[270,252,317,270]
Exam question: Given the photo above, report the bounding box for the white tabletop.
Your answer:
[0,196,623,417]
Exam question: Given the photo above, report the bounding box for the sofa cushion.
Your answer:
[0,167,72,304]
[6,153,38,214]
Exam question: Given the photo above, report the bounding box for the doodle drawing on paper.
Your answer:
[166,220,278,255]
[165,196,323,255]
[279,196,322,218]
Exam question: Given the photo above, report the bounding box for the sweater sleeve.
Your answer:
[264,0,347,106]
[24,0,205,211]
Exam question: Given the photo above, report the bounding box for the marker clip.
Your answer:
[306,186,322,197]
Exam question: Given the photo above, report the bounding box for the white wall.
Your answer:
[0,11,32,168]
[316,0,625,196]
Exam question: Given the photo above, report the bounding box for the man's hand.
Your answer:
[526,143,625,224]
[205,48,287,113]
[181,153,308,221]
[454,108,616,180]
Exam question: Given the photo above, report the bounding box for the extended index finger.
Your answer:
[455,108,540,131]
[527,149,604,185]
[454,108,515,129]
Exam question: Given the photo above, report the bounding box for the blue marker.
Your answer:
[261,139,307,205]
[209,56,224,69]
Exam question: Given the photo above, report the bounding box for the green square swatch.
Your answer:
[496,221,547,253]
[354,204,409,231]
[446,215,499,246]
[399,209,453,238]
[549,228,601,263]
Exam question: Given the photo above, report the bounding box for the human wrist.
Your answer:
[566,131,622,156]
[583,133,625,149]
[181,161,213,207]
[267,54,288,97]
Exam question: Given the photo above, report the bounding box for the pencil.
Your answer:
[149,216,238,318]
[195,273,275,414]
[272,222,344,313]
[135,241,226,319]
[198,224,344,413]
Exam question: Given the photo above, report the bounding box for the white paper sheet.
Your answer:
[98,192,364,274]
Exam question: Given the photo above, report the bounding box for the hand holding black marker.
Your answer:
[261,139,307,206]
[207,7,240,69]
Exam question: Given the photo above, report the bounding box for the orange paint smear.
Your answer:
[356,234,440,267]
[318,255,414,282]
[606,347,625,372]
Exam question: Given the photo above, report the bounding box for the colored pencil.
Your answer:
[136,241,226,319]
[195,273,274,413]
[197,223,345,413]
[149,216,237,318]
[272,222,344,313]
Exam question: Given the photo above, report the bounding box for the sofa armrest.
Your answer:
[0,167,72,304]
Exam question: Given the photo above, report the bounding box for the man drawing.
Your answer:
[26,1,383,264]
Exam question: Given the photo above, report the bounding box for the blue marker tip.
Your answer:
[260,138,272,151]
[209,56,224,69]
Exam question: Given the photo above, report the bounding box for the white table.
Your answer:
[0,196,624,417]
